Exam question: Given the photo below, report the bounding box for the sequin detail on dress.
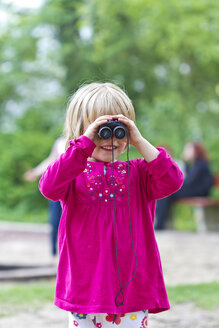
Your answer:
[84,163,127,202]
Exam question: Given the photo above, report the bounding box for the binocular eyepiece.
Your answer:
[98,120,127,140]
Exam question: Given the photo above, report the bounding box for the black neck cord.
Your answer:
[111,135,137,306]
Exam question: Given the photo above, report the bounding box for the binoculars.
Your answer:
[98,120,127,140]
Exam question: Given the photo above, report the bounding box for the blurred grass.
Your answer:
[0,280,55,317]
[167,282,219,310]
[0,205,48,224]
[0,199,198,231]
[0,199,199,231]
[173,204,197,232]
[0,202,197,230]
[0,281,219,317]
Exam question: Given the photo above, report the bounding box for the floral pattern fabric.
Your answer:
[84,162,127,203]
[68,310,148,328]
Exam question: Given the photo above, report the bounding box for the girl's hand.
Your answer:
[114,114,159,161]
[83,115,114,145]
[111,114,143,146]
[84,114,159,161]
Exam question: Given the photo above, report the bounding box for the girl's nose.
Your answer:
[111,136,120,145]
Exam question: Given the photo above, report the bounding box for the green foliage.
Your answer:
[0,0,219,216]
[0,100,64,215]
[208,136,219,173]
[37,0,219,159]
[0,130,54,212]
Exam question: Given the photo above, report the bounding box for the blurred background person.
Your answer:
[155,142,213,230]
[24,136,65,257]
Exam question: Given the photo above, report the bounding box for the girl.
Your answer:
[39,82,183,327]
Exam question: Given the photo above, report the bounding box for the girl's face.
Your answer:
[88,136,127,163]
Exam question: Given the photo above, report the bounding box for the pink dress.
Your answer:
[39,136,183,315]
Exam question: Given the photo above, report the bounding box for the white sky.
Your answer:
[2,0,44,9]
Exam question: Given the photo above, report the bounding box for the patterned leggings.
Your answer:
[68,310,148,327]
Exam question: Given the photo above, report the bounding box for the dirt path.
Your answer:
[0,223,219,327]
[156,231,219,286]
[1,226,219,285]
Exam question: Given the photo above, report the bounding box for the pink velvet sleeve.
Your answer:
[39,136,96,202]
[138,147,184,201]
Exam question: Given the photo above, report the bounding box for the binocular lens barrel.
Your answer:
[99,126,112,140]
[113,126,126,139]
[98,120,127,140]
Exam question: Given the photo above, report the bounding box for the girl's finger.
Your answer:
[117,117,133,126]
[93,119,109,127]
[111,114,124,117]
[95,115,113,122]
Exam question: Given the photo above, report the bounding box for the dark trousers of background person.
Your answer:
[49,200,62,256]
[155,185,211,230]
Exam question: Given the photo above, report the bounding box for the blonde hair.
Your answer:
[63,82,135,149]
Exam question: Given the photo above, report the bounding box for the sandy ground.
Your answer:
[0,222,219,327]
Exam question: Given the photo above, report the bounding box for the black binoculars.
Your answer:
[98,120,127,140]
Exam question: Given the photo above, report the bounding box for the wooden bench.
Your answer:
[167,174,219,232]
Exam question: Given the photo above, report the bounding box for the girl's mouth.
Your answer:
[101,146,118,151]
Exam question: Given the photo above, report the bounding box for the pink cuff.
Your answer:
[69,136,96,157]
[146,147,175,178]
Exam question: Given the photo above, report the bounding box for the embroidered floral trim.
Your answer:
[84,163,127,202]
